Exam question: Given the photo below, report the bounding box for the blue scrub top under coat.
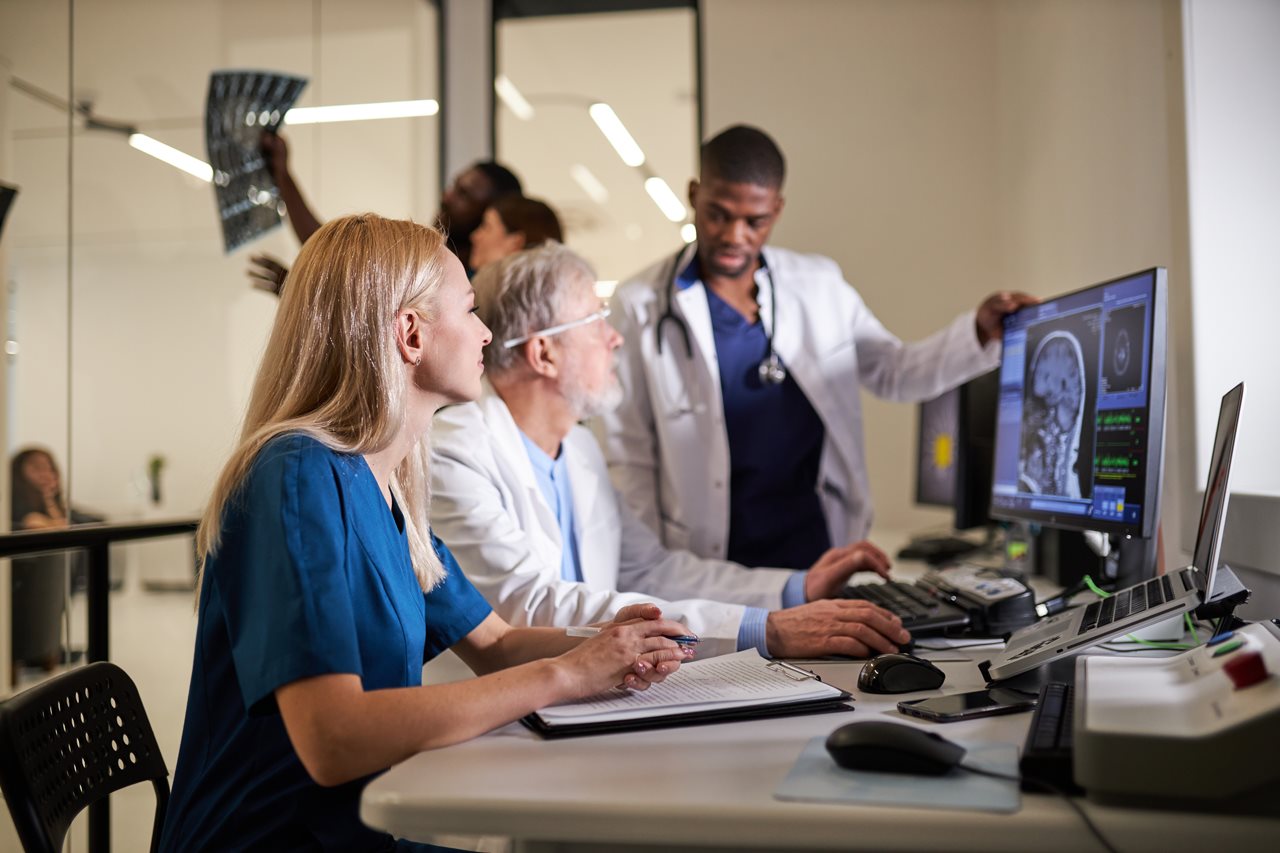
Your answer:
[519,430,584,582]
[680,257,831,569]
[161,434,491,853]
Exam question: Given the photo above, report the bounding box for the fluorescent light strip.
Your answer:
[588,103,645,167]
[644,177,687,223]
[494,75,534,121]
[284,99,439,125]
[681,223,697,244]
[128,133,213,182]
[570,164,609,204]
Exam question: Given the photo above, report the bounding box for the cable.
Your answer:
[958,764,1119,853]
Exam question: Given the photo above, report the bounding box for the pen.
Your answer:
[566,626,699,646]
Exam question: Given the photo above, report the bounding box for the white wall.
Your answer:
[1181,0,1280,614]
[703,0,1195,559]
[703,0,1002,537]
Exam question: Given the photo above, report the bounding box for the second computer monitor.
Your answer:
[914,369,999,530]
[990,268,1168,540]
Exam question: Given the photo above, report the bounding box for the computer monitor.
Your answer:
[912,369,999,529]
[914,387,960,510]
[990,268,1168,548]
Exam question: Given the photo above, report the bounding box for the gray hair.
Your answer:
[474,241,596,373]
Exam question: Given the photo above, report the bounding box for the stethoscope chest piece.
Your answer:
[758,353,787,385]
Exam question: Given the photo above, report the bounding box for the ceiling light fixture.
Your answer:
[570,164,609,204]
[284,99,439,125]
[495,75,535,121]
[589,103,645,167]
[128,133,213,182]
[644,177,687,222]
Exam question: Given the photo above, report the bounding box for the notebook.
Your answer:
[523,650,851,738]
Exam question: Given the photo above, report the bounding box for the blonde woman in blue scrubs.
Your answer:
[161,215,692,852]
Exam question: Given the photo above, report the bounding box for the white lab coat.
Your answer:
[428,384,797,658]
[599,243,1000,562]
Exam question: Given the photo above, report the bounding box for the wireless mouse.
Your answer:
[825,720,967,776]
[857,652,946,694]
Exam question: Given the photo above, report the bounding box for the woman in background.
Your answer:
[161,214,689,852]
[468,195,564,271]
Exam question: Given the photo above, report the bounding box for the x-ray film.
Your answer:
[0,183,17,242]
[206,71,308,253]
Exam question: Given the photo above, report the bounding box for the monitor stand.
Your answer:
[1195,564,1251,631]
[1104,533,1159,590]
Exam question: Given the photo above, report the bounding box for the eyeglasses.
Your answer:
[503,307,611,349]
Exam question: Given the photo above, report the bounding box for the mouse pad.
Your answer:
[774,737,1020,813]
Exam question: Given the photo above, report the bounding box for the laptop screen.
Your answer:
[1191,383,1245,598]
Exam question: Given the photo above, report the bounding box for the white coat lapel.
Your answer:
[563,444,613,586]
[481,388,563,554]
[759,247,859,481]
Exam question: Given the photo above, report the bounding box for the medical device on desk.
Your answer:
[1023,621,1280,816]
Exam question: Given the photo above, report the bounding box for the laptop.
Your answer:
[981,382,1245,682]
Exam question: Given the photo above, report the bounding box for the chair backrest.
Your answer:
[0,661,170,853]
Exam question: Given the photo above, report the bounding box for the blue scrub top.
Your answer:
[681,258,831,569]
[518,430,584,582]
[160,434,491,853]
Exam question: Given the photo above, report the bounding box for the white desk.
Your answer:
[361,645,1280,852]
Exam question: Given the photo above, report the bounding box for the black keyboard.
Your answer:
[1019,682,1082,793]
[842,580,970,633]
[1076,576,1173,635]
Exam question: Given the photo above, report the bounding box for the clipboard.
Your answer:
[522,655,853,739]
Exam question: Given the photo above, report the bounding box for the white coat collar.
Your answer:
[476,382,561,548]
[477,381,610,583]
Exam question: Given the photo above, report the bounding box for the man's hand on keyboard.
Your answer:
[803,540,892,602]
[764,599,911,659]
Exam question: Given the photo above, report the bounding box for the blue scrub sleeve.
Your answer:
[213,438,365,714]
[423,535,494,662]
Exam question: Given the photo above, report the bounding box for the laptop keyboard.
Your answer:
[1076,575,1175,635]
[842,580,970,632]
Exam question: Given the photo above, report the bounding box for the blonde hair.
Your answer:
[197,214,449,593]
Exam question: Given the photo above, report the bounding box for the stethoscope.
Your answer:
[655,247,788,385]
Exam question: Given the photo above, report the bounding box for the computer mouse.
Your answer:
[825,720,967,776]
[857,653,946,694]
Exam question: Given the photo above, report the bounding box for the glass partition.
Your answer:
[1,1,441,846]
[495,3,699,290]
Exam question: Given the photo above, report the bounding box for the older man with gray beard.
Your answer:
[428,243,911,659]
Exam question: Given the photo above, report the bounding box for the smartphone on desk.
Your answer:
[897,687,1038,723]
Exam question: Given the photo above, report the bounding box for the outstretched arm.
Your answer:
[262,131,323,245]
[276,608,690,787]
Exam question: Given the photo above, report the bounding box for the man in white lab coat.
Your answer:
[601,125,1034,570]
[430,244,911,658]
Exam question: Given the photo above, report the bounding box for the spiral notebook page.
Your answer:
[536,650,844,726]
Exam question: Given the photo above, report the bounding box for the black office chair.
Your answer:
[0,661,170,853]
